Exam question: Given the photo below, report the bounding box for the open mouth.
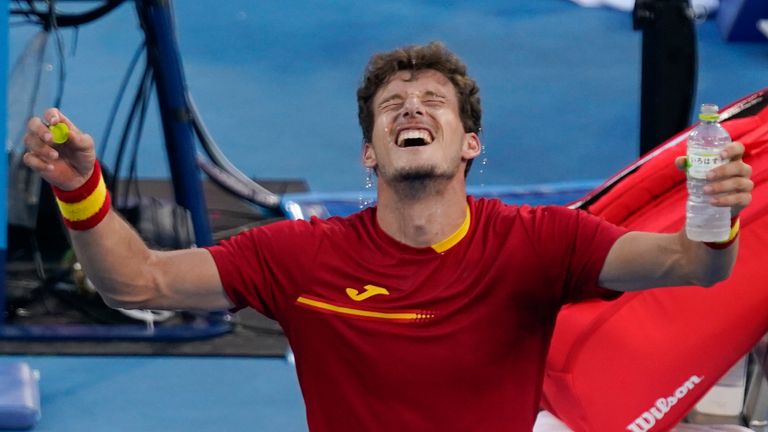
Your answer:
[396,129,433,148]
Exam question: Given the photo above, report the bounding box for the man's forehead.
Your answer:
[375,69,455,99]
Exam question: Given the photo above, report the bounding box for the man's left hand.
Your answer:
[675,141,753,217]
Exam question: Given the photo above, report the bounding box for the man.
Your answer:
[23,42,752,431]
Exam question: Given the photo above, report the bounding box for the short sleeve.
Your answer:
[205,219,317,319]
[532,206,628,304]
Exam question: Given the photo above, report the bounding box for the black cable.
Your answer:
[189,98,281,210]
[11,0,40,24]
[188,96,261,190]
[9,3,65,144]
[10,0,125,28]
[10,20,40,27]
[47,0,67,108]
[20,0,42,23]
[20,30,49,153]
[17,0,280,213]
[10,0,39,25]
[125,70,154,205]
[98,42,147,158]
[6,25,47,289]
[70,24,79,56]
[196,156,282,213]
[110,61,151,196]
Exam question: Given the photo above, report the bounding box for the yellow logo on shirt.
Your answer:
[346,284,390,301]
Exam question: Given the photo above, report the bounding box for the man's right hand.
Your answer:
[23,107,97,191]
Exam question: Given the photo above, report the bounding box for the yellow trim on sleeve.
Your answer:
[431,205,471,253]
[55,175,108,221]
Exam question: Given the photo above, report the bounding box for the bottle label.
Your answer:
[687,151,726,179]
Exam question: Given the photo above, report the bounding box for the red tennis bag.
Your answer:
[542,89,768,432]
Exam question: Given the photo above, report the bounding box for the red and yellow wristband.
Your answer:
[51,161,111,230]
[703,217,740,250]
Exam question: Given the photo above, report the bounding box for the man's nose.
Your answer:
[402,96,424,118]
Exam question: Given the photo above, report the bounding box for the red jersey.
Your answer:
[206,197,626,431]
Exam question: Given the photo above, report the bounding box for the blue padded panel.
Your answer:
[0,362,41,430]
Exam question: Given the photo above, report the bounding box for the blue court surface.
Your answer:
[3,356,307,431]
[3,1,767,430]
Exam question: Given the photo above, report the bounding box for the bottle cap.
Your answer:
[699,104,720,122]
[49,122,70,144]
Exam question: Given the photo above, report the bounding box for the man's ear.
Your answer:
[362,142,377,169]
[462,133,482,161]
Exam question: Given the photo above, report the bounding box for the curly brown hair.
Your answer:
[356,42,482,175]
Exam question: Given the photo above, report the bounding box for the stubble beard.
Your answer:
[380,164,457,201]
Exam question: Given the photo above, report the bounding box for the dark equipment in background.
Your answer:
[634,0,698,156]
[3,0,285,341]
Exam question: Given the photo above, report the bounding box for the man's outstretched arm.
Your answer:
[599,141,753,292]
[23,108,233,311]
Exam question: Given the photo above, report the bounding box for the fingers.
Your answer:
[46,109,82,137]
[24,117,60,166]
[701,142,753,214]
[26,116,52,144]
[706,151,752,182]
[42,108,91,151]
[25,109,94,156]
[704,176,754,198]
[43,107,78,132]
[677,142,746,173]
[676,141,751,215]
[721,141,745,161]
[675,156,687,171]
[707,190,752,209]
[22,151,55,173]
[23,109,98,186]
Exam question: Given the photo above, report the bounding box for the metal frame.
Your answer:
[1,0,8,327]
[136,0,212,247]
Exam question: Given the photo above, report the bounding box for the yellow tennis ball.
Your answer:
[49,122,70,144]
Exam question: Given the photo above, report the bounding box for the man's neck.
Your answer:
[375,178,469,248]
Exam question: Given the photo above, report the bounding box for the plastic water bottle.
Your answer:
[686,103,731,242]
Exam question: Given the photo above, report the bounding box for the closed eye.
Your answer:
[378,95,404,112]
[423,98,445,106]
[423,91,446,106]
[379,101,403,112]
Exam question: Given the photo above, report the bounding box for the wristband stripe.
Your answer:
[703,217,740,250]
[63,192,111,231]
[52,161,111,231]
[53,160,103,203]
[55,175,108,221]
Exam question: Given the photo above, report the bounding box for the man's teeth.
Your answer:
[397,129,433,147]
